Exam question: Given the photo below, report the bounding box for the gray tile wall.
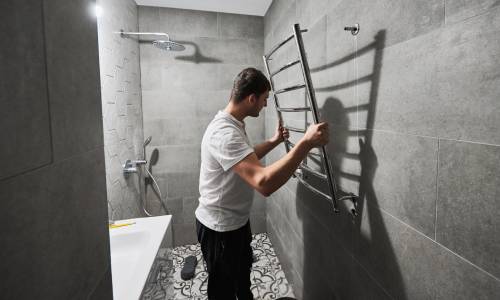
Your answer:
[0,0,112,298]
[97,0,144,220]
[138,6,267,246]
[264,0,500,298]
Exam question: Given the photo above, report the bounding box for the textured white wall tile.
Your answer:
[97,0,143,220]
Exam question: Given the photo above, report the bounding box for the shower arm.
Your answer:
[116,30,171,40]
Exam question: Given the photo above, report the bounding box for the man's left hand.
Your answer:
[270,122,290,143]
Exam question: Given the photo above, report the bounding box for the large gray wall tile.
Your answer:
[173,222,197,246]
[146,145,200,173]
[159,7,218,38]
[250,213,267,233]
[372,7,500,144]
[138,6,159,32]
[144,118,203,146]
[434,246,500,299]
[0,1,52,180]
[437,140,500,279]
[356,197,500,299]
[296,0,332,28]
[166,172,199,198]
[445,0,500,24]
[89,267,113,300]
[355,205,430,299]
[44,0,104,161]
[219,13,264,39]
[264,0,296,40]
[363,130,438,237]
[1,149,109,299]
[357,0,444,49]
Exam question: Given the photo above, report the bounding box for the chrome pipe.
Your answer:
[270,60,301,77]
[276,107,310,112]
[299,163,327,180]
[286,140,323,158]
[294,170,333,202]
[265,29,308,58]
[263,56,291,154]
[293,23,340,213]
[284,125,306,133]
[116,30,170,40]
[274,84,306,94]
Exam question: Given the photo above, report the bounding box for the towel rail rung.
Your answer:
[274,84,306,94]
[270,60,301,77]
[276,107,310,112]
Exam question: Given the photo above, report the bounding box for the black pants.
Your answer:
[196,219,253,300]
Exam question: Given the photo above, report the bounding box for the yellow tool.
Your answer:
[109,222,136,229]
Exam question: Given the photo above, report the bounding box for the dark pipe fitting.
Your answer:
[344,23,360,35]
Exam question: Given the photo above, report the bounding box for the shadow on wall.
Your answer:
[174,40,222,64]
[294,30,406,299]
[139,40,222,64]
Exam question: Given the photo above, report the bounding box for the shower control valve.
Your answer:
[123,159,148,175]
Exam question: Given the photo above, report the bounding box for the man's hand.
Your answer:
[234,122,329,197]
[270,122,290,144]
[302,122,329,148]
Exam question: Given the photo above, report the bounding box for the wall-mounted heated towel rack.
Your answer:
[263,23,358,217]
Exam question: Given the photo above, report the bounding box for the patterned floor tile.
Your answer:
[257,278,295,300]
[141,233,294,300]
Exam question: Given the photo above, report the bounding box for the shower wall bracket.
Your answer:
[344,23,360,35]
[263,23,358,218]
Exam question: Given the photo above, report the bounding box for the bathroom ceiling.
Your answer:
[134,0,273,16]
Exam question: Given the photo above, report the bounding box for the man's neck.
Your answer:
[224,101,247,122]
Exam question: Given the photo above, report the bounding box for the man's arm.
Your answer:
[253,123,289,159]
[234,122,328,197]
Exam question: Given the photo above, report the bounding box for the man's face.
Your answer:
[250,91,269,117]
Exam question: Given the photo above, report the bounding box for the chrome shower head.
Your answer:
[153,39,185,51]
[143,136,152,147]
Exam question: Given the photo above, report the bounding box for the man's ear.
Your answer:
[248,94,258,104]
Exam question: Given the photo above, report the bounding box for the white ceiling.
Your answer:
[134,0,273,16]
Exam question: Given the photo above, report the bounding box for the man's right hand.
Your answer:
[302,122,329,148]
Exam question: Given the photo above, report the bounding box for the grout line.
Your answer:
[217,12,220,38]
[434,139,440,241]
[378,205,500,284]
[354,127,500,148]
[267,216,304,284]
[268,194,304,242]
[444,0,447,26]
[350,254,396,300]
[437,137,500,148]
[40,0,55,167]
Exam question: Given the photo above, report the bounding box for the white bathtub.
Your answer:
[109,215,172,300]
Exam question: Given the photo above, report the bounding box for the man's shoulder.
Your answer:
[207,117,241,136]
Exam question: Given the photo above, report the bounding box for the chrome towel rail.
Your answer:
[263,23,358,217]
[265,29,308,58]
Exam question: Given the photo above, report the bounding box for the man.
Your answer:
[195,68,329,299]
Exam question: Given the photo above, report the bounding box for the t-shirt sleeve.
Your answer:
[208,128,254,171]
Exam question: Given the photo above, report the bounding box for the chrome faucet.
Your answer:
[123,159,147,174]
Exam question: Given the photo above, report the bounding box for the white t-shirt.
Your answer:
[195,110,255,232]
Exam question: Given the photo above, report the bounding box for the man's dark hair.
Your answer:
[230,68,271,103]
